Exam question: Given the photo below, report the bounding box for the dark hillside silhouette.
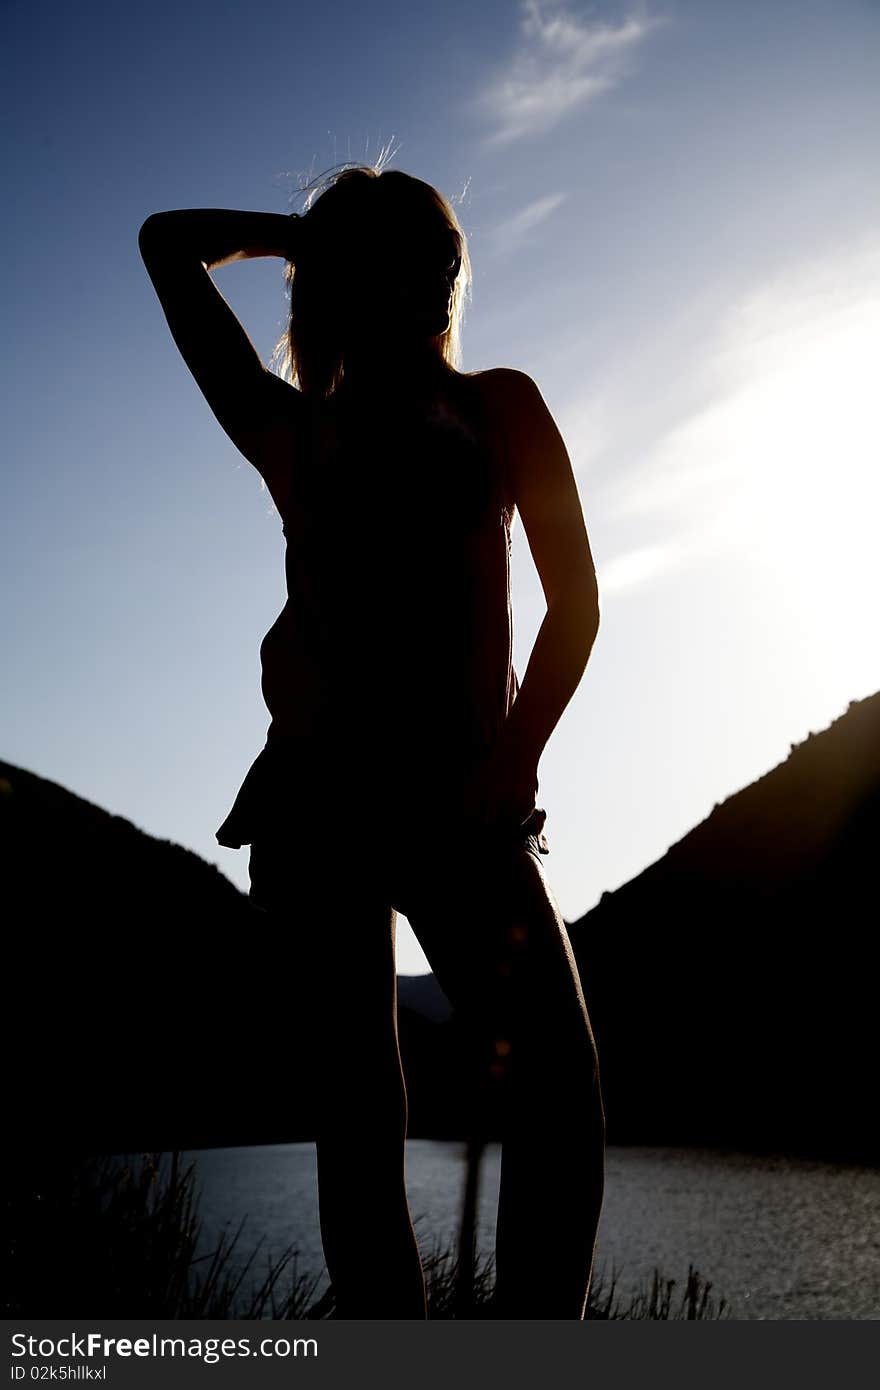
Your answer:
[570,691,880,1164]
[0,759,472,1150]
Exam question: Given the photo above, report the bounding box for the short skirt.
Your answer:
[215,731,551,856]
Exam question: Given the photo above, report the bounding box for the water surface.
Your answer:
[178,1141,880,1319]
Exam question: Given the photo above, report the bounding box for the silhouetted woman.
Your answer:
[139,164,605,1319]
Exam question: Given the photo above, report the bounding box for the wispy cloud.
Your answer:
[486,191,568,255]
[474,0,667,147]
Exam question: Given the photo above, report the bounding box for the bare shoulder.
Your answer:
[470,368,549,454]
[470,369,598,608]
[464,367,544,455]
[466,368,548,496]
[468,366,540,409]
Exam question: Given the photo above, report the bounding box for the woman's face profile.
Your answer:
[341,215,462,345]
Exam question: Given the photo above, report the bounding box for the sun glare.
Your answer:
[600,242,880,695]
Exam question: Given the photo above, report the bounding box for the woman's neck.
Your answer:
[339,340,451,403]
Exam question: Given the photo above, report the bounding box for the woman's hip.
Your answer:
[246,796,548,921]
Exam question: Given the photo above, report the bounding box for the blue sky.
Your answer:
[3,0,879,974]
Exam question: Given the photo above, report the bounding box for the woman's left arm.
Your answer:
[498,367,600,763]
[462,369,600,829]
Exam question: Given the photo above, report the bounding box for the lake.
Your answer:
[174,1140,879,1320]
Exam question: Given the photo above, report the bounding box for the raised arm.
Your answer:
[138,209,303,513]
[139,208,297,271]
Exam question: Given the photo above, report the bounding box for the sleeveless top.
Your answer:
[214,375,550,855]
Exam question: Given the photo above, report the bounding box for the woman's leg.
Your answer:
[248,833,427,1319]
[398,834,606,1319]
